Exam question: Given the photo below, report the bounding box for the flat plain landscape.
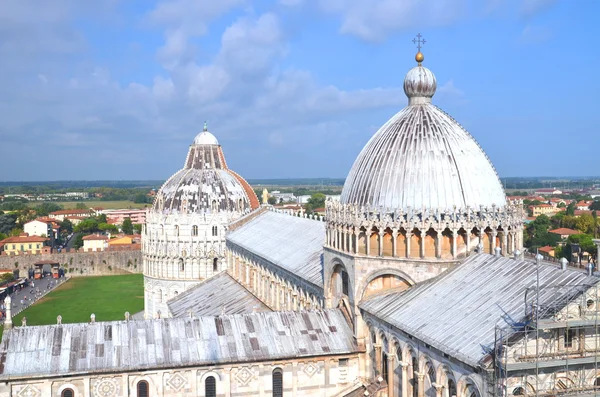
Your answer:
[27,200,150,210]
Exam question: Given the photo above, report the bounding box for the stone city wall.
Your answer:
[0,250,143,277]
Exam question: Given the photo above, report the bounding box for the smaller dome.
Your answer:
[403,65,436,102]
[193,122,219,145]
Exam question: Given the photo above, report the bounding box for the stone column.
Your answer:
[366,231,371,256]
[502,232,508,256]
[491,230,498,254]
[451,229,457,259]
[435,231,442,259]
[374,344,382,376]
[392,229,399,257]
[387,355,396,397]
[593,239,600,270]
[465,229,471,256]
[379,231,384,256]
[406,232,412,259]
[434,384,444,397]
[417,373,425,397]
[401,362,409,397]
[3,296,12,329]
[353,229,359,254]
[420,231,425,258]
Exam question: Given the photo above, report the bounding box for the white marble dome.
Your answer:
[152,125,259,215]
[340,62,506,210]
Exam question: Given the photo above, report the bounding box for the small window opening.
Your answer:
[179,258,185,272]
[205,376,216,397]
[339,358,348,367]
[212,226,218,236]
[213,258,218,272]
[137,380,149,397]
[272,368,283,397]
[341,270,349,296]
[192,225,198,236]
[564,328,576,348]
[62,389,74,397]
[513,387,525,396]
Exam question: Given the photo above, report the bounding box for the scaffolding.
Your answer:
[492,272,600,397]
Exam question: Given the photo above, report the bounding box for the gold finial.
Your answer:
[412,33,426,64]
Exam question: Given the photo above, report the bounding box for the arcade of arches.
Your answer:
[327,225,521,259]
[366,321,481,397]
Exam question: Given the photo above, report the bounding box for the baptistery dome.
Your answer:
[152,124,259,214]
[341,55,506,210]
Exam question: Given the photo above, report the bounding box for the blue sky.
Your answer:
[0,0,598,181]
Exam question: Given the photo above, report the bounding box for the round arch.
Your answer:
[360,268,415,300]
[328,261,354,308]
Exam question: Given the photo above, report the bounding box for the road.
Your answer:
[5,276,68,319]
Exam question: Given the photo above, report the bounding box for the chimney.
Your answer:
[560,257,568,271]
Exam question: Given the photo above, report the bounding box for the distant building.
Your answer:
[23,220,52,238]
[549,228,580,239]
[81,234,108,252]
[107,234,141,251]
[534,188,563,195]
[538,245,555,258]
[576,200,593,210]
[100,209,147,225]
[531,203,561,217]
[0,233,48,255]
[49,209,94,221]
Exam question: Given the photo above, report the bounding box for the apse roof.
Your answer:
[360,254,598,368]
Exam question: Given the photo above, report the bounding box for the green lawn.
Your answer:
[6,274,144,335]
[27,200,151,210]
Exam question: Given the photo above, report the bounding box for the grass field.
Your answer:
[28,200,151,210]
[2,274,144,338]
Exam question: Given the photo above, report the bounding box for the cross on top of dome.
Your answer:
[413,33,426,64]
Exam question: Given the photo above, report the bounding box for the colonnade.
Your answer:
[366,321,480,397]
[226,251,323,311]
[326,225,523,259]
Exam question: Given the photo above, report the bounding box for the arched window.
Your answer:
[174,225,179,237]
[211,200,217,211]
[179,258,185,272]
[192,225,198,236]
[595,377,600,387]
[272,368,283,397]
[137,380,149,397]
[212,226,218,236]
[213,258,218,272]
[341,270,349,296]
[61,389,74,397]
[448,379,457,397]
[513,387,525,396]
[205,376,216,397]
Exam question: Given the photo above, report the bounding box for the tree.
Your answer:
[133,224,143,234]
[305,193,327,214]
[34,202,62,217]
[74,218,99,234]
[122,217,134,235]
[73,234,84,249]
[0,272,14,284]
[575,214,595,235]
[0,232,7,241]
[566,202,576,216]
[98,223,119,233]
[60,219,73,234]
[9,228,23,237]
[96,213,107,223]
[267,196,277,205]
[591,201,600,211]
[557,202,566,208]
[0,213,17,235]
[75,202,88,210]
[133,193,149,204]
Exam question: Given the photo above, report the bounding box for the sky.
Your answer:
[0,0,598,181]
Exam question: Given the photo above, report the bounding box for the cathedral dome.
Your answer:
[340,57,506,210]
[152,124,259,214]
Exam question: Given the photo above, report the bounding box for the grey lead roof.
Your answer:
[226,211,325,288]
[168,271,271,318]
[360,254,598,368]
[0,309,356,379]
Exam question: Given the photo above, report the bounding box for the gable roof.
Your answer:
[360,254,598,368]
[0,309,357,379]
[549,228,580,235]
[226,210,325,288]
[82,234,108,241]
[168,272,270,317]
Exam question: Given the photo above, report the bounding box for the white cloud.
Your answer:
[520,0,557,17]
[317,0,467,41]
[436,80,467,105]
